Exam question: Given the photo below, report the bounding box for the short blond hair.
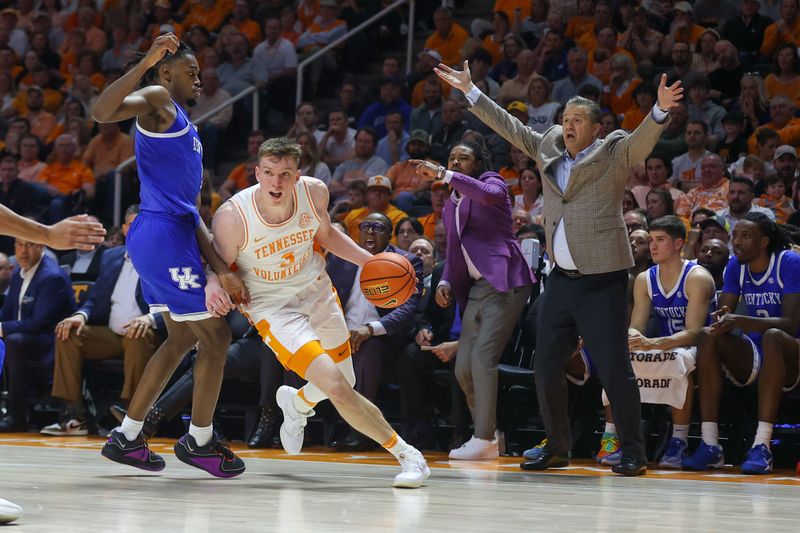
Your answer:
[258,137,302,166]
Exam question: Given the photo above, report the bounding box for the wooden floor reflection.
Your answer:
[1,434,798,532]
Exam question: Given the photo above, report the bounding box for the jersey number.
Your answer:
[756,309,770,319]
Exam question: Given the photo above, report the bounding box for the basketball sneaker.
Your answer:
[173,433,246,478]
[101,429,165,471]
[681,442,724,471]
[0,499,22,525]
[393,448,431,489]
[596,433,621,465]
[40,417,89,436]
[522,438,549,460]
[448,435,499,460]
[740,444,773,475]
[658,438,688,469]
[276,385,314,455]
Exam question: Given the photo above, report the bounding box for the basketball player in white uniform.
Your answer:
[211,137,430,488]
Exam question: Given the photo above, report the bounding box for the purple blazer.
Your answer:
[442,170,535,311]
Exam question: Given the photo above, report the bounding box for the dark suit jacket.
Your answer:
[76,246,166,335]
[59,245,108,282]
[417,261,455,344]
[0,254,75,336]
[326,244,423,339]
[0,178,42,216]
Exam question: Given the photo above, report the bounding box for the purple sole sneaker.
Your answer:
[173,433,245,478]
[101,429,165,472]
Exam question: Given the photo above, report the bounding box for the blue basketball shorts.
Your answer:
[127,211,211,322]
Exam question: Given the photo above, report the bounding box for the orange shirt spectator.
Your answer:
[621,107,648,131]
[40,158,95,195]
[759,16,800,58]
[298,0,320,29]
[411,77,451,108]
[386,160,434,197]
[23,89,58,142]
[82,124,135,178]
[604,77,641,116]
[494,0,531,21]
[424,10,469,66]
[11,88,63,115]
[183,0,228,32]
[675,177,730,220]
[230,0,262,47]
[764,74,800,107]
[566,16,594,42]
[747,119,800,153]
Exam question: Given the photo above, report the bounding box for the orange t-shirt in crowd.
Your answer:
[493,0,531,21]
[499,167,522,195]
[604,78,642,116]
[759,17,800,58]
[411,78,452,107]
[418,212,441,241]
[423,23,469,66]
[747,119,800,153]
[39,159,95,195]
[183,2,229,32]
[298,0,320,29]
[386,160,435,196]
[233,19,263,47]
[764,74,800,107]
[621,107,648,131]
[566,16,594,41]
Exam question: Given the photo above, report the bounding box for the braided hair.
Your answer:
[127,39,195,88]
[742,212,791,256]
[450,140,493,176]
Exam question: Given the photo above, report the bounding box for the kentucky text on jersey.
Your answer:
[134,100,203,220]
[742,292,783,306]
[253,229,316,259]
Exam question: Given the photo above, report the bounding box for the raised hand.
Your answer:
[657,74,683,112]
[145,32,180,68]
[47,215,106,250]
[434,60,474,94]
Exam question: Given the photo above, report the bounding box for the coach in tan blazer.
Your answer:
[434,62,684,476]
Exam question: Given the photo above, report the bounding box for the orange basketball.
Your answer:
[359,252,416,308]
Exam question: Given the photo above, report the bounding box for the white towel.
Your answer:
[602,347,696,410]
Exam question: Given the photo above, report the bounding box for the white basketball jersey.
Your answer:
[229,177,325,310]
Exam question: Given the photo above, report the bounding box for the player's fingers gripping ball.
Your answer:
[360,252,417,308]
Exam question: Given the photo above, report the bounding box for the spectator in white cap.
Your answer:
[661,2,705,58]
[343,175,409,242]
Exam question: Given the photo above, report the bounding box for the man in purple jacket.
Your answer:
[411,141,535,460]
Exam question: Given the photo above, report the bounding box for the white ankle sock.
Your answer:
[672,424,690,442]
[383,432,412,459]
[120,416,144,441]
[604,422,616,436]
[292,391,314,414]
[701,422,719,447]
[189,423,213,447]
[753,421,773,448]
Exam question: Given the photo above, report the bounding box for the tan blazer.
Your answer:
[469,93,667,274]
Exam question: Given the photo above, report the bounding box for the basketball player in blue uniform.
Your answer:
[684,212,800,474]
[92,33,247,477]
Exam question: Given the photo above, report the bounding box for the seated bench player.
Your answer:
[683,212,800,474]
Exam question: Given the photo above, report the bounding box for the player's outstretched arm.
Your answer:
[308,179,372,268]
[0,206,105,250]
[91,33,178,123]
[202,204,250,304]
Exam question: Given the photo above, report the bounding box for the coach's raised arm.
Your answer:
[436,61,683,477]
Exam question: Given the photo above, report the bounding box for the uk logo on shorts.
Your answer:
[169,267,201,290]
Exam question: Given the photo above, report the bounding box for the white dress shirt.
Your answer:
[107,256,144,336]
[344,265,387,336]
[465,85,669,271]
[0,257,43,337]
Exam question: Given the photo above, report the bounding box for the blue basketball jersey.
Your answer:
[722,250,800,345]
[646,260,700,337]
[134,100,203,222]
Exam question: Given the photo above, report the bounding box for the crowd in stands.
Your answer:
[0,0,799,473]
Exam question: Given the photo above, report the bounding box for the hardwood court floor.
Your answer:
[1,434,799,532]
